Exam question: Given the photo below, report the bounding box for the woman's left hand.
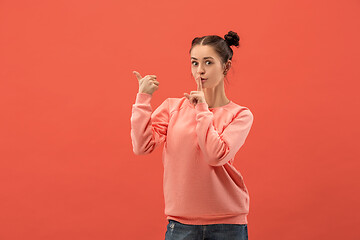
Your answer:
[184,74,206,107]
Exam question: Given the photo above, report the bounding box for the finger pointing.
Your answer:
[133,71,142,81]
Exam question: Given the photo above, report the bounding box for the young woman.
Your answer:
[131,31,253,240]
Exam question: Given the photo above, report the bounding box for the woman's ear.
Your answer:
[226,60,232,71]
[223,60,232,75]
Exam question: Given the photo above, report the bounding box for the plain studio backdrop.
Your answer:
[0,0,359,239]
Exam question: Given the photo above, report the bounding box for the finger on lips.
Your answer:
[183,74,204,105]
[196,75,202,91]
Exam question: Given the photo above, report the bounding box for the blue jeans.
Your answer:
[165,219,248,240]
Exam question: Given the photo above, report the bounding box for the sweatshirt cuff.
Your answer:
[135,92,152,104]
[195,102,211,113]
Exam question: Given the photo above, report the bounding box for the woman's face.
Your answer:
[190,45,229,89]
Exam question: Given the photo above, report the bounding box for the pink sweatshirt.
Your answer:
[130,92,254,225]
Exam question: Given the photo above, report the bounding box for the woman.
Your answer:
[131,31,253,240]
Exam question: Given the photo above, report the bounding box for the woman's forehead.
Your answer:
[190,45,219,59]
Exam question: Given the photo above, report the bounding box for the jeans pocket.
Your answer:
[165,221,175,240]
[169,222,175,229]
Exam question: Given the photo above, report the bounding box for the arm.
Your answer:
[195,102,254,166]
[130,93,169,155]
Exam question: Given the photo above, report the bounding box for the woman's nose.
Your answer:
[197,64,205,74]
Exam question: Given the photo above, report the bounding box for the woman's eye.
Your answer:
[191,61,211,66]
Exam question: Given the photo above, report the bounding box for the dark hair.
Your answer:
[189,30,240,66]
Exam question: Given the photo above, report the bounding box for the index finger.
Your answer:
[196,74,202,91]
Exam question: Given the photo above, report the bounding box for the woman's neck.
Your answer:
[203,80,230,108]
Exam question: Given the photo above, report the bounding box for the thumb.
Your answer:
[133,71,142,81]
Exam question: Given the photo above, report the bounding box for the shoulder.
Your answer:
[162,96,190,114]
[227,101,254,121]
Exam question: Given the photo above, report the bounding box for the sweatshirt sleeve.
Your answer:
[130,92,169,155]
[194,102,254,167]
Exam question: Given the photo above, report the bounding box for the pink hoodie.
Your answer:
[130,92,254,225]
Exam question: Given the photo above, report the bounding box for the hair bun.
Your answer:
[224,31,240,47]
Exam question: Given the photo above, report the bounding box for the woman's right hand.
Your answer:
[133,71,160,95]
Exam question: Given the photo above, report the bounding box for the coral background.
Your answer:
[1,0,359,239]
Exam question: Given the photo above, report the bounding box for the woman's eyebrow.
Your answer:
[191,57,214,60]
